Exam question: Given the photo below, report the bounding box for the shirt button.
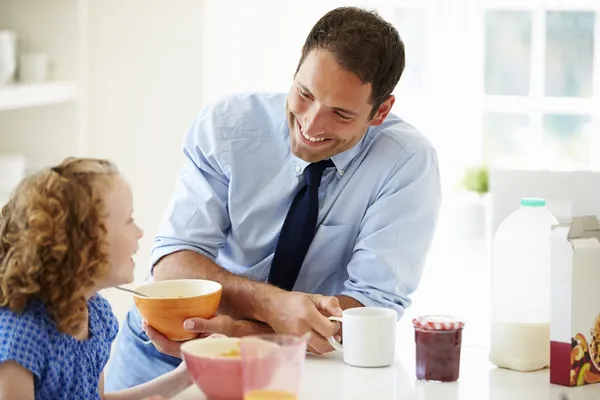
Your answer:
[339,169,345,176]
[295,165,301,173]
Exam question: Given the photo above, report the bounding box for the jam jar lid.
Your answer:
[412,315,465,331]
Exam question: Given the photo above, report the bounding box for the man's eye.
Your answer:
[335,112,351,120]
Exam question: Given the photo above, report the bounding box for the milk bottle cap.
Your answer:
[521,197,547,207]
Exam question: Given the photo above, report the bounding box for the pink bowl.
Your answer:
[180,337,243,400]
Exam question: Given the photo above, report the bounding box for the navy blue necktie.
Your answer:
[268,160,334,291]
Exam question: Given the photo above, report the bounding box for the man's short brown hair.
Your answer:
[296,6,405,119]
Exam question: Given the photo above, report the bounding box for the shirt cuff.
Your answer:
[150,244,216,274]
[339,290,405,320]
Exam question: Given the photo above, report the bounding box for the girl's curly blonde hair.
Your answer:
[0,157,119,336]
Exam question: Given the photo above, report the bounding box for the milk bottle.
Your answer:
[489,198,558,371]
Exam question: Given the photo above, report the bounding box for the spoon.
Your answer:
[115,286,148,297]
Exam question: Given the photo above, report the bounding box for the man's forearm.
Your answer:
[152,250,279,321]
[236,296,361,336]
[236,319,274,336]
[336,295,364,310]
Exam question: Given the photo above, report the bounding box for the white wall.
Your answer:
[197,0,355,104]
[489,169,600,232]
[0,0,82,165]
[87,0,204,319]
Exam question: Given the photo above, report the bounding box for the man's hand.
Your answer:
[264,292,342,355]
[181,314,243,337]
[142,315,238,358]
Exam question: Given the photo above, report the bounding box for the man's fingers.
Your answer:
[305,303,339,338]
[183,318,208,332]
[142,322,169,348]
[206,333,227,339]
[312,294,343,317]
[308,333,336,355]
[142,322,182,358]
[183,315,235,336]
[308,310,339,338]
[142,321,163,342]
[308,312,338,338]
[307,344,320,355]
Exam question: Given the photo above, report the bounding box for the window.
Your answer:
[483,4,598,171]
[383,0,600,183]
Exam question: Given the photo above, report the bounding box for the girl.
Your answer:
[0,157,191,399]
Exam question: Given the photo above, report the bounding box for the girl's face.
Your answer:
[100,175,143,289]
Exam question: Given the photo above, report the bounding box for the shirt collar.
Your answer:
[329,128,369,173]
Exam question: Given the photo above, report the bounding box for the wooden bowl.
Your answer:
[133,279,222,341]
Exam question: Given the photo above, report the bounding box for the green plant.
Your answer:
[463,165,489,195]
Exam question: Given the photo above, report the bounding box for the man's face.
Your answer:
[287,49,394,163]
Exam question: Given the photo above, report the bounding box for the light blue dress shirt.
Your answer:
[151,92,441,318]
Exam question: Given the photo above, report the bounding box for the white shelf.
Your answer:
[0,82,79,111]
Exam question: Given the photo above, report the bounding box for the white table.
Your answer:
[172,320,600,400]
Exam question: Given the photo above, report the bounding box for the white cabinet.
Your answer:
[0,0,89,203]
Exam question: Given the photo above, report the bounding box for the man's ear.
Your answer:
[369,95,395,126]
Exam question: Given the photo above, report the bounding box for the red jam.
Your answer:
[413,316,464,382]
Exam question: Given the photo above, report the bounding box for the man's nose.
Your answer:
[303,107,328,136]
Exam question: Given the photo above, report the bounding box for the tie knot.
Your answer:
[304,159,334,187]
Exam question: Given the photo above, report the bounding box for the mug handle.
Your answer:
[327,316,343,351]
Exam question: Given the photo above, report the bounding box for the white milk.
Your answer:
[490,322,550,371]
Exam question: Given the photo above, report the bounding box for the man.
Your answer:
[106,6,441,390]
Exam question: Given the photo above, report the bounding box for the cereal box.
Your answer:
[550,216,600,386]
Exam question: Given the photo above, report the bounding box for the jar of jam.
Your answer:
[413,315,465,382]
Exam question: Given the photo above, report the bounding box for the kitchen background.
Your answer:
[1,0,599,349]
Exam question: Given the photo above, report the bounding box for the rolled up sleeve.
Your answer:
[341,148,442,319]
[151,107,231,270]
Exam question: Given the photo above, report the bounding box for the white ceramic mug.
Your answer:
[327,307,397,367]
